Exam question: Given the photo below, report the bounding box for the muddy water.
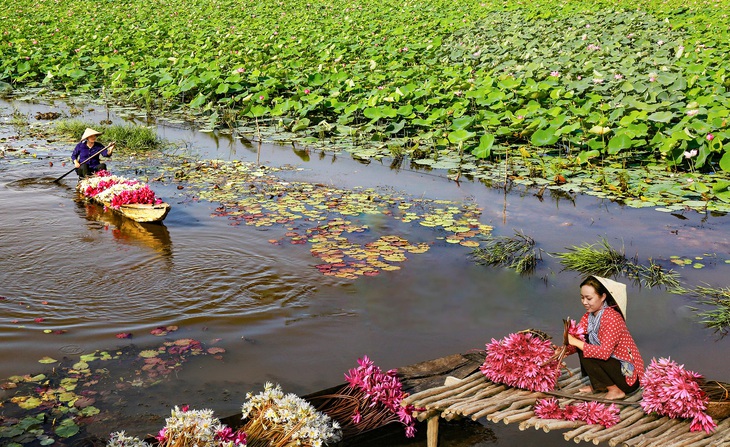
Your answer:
[1,97,729,446]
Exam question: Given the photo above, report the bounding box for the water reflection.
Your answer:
[74,199,173,265]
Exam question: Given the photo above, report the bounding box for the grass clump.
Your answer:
[555,238,680,289]
[472,231,540,275]
[675,286,730,337]
[54,119,161,152]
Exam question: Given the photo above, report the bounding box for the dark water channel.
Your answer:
[1,97,729,446]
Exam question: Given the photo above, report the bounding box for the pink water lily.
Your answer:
[640,357,716,433]
[480,332,560,392]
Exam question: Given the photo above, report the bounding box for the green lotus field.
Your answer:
[3,0,730,210]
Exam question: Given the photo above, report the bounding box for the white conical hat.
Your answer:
[593,276,627,319]
[81,128,102,141]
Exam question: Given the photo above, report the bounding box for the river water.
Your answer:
[1,97,729,446]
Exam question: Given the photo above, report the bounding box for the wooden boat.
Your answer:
[77,174,171,223]
[78,192,170,223]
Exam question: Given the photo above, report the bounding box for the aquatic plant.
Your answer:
[555,238,680,289]
[480,331,560,392]
[471,230,540,274]
[54,120,161,152]
[640,357,716,433]
[0,338,218,447]
[241,382,341,447]
[677,285,730,337]
[4,0,730,212]
[534,397,621,428]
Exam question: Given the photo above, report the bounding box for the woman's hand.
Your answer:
[73,160,80,168]
[107,142,115,155]
[568,334,585,351]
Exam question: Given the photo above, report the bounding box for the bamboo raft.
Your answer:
[401,356,730,447]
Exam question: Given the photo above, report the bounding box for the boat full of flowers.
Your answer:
[77,170,170,223]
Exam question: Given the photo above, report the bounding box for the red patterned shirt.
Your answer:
[569,307,645,386]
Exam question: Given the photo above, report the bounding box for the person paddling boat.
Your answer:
[71,128,115,179]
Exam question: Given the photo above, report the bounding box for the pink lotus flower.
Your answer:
[343,356,421,437]
[707,133,714,141]
[567,318,586,341]
[155,427,167,443]
[480,332,560,392]
[534,399,620,427]
[640,357,716,433]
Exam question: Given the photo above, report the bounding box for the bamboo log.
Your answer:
[571,424,606,444]
[487,398,539,423]
[503,410,536,424]
[680,417,730,447]
[403,371,485,405]
[427,415,439,447]
[564,422,602,441]
[449,388,524,415]
[416,409,439,422]
[587,411,648,446]
[534,418,584,432]
[519,416,544,431]
[630,418,684,447]
[643,420,696,447]
[616,417,671,447]
[430,383,504,410]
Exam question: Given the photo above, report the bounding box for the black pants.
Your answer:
[578,350,640,394]
[76,163,107,179]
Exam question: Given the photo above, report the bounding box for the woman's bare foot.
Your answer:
[578,385,593,394]
[605,385,625,400]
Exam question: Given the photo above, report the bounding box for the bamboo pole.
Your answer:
[629,418,684,447]
[427,415,439,447]
[487,398,539,423]
[405,372,486,406]
[535,419,584,432]
[678,417,730,447]
[503,410,536,424]
[564,422,602,441]
[586,410,647,445]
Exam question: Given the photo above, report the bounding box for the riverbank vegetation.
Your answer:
[54,119,162,152]
[2,0,730,212]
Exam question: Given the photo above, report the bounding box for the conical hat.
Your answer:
[81,128,102,141]
[593,276,627,319]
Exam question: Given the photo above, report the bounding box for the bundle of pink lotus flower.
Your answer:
[640,357,717,433]
[480,331,561,392]
[534,397,621,428]
[313,355,420,438]
[78,170,162,209]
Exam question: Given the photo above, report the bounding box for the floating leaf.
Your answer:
[38,356,57,364]
[54,419,79,438]
[139,350,159,358]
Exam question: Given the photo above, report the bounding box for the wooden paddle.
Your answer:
[53,142,115,183]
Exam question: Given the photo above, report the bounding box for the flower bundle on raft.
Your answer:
[240,382,342,447]
[105,384,341,447]
[78,170,162,209]
[480,330,561,392]
[107,405,246,447]
[534,397,621,428]
[640,357,717,433]
[308,355,421,438]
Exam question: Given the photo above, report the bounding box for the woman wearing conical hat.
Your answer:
[71,128,115,179]
[564,275,645,400]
